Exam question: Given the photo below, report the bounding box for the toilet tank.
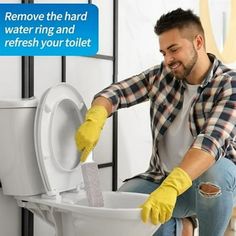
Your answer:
[0,98,44,196]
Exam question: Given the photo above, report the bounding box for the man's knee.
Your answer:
[198,182,221,198]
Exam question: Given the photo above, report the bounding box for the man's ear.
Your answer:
[195,34,204,50]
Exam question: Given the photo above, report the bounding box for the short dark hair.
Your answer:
[154,8,204,37]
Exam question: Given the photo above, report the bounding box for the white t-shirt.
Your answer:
[157,82,199,172]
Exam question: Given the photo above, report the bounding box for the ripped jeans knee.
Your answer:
[198,182,222,198]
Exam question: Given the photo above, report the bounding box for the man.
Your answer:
[75,8,236,236]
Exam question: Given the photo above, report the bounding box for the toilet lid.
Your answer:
[34,83,87,196]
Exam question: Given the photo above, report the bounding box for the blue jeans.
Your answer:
[118,158,236,236]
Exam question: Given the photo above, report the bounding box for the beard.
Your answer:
[169,45,198,80]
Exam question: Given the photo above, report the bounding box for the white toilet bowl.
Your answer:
[17,191,158,236]
[0,83,160,236]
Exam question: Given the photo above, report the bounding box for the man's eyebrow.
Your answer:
[159,44,179,53]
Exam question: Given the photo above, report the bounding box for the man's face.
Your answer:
[159,28,198,80]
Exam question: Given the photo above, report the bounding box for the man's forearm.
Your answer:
[179,148,215,180]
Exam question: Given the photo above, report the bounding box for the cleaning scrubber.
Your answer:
[81,153,104,207]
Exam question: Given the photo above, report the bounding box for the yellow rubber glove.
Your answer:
[141,167,192,225]
[75,105,108,162]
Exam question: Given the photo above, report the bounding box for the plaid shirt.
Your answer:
[95,54,236,181]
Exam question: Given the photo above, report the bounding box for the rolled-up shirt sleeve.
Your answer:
[191,76,236,160]
[94,65,160,114]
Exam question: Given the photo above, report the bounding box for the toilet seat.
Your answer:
[34,83,87,196]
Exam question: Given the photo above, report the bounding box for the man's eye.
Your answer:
[170,48,178,53]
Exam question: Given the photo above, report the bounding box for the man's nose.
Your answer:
[165,54,175,65]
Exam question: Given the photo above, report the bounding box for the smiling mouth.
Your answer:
[169,62,181,70]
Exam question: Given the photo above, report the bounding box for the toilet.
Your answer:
[0,83,160,236]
